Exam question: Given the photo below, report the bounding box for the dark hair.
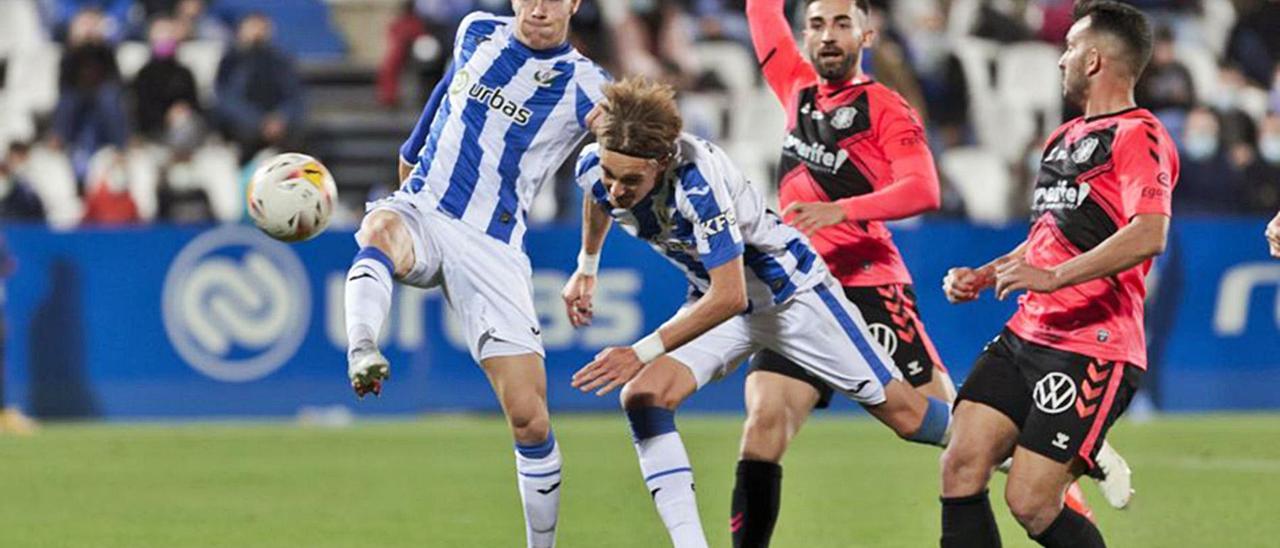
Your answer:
[805,0,870,16]
[1073,1,1154,77]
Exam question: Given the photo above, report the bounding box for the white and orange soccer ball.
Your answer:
[247,153,338,242]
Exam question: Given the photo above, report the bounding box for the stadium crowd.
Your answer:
[0,0,1278,228]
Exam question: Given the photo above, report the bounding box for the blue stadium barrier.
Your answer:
[1,218,1277,418]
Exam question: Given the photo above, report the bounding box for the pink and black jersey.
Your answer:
[1007,108,1179,368]
[747,0,941,288]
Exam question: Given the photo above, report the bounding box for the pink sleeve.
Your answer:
[1116,126,1176,219]
[837,95,941,221]
[747,0,817,106]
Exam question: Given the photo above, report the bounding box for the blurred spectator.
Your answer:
[1225,0,1280,86]
[173,0,231,43]
[693,0,751,48]
[47,0,133,42]
[1211,63,1259,149]
[80,149,140,225]
[133,16,203,142]
[127,15,237,224]
[1270,63,1280,114]
[0,145,47,222]
[1245,113,1280,214]
[866,6,928,120]
[1176,107,1247,214]
[0,234,36,435]
[607,0,708,90]
[377,2,429,108]
[1137,26,1196,114]
[894,1,968,146]
[972,0,1033,43]
[50,8,129,183]
[214,13,304,161]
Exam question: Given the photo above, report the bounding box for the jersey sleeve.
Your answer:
[837,90,941,221]
[746,0,817,106]
[574,145,612,209]
[1115,123,1177,219]
[574,63,612,129]
[677,164,744,269]
[399,63,456,165]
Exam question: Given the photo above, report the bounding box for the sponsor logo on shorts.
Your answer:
[867,323,899,357]
[1052,432,1071,450]
[1033,372,1078,414]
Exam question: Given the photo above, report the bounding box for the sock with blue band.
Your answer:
[628,406,708,548]
[908,397,953,446]
[344,247,394,356]
[515,431,561,548]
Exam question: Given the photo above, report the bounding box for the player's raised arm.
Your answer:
[747,0,817,103]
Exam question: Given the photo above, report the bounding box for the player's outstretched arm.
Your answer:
[747,0,816,103]
[397,65,456,181]
[944,240,1028,303]
[562,196,613,328]
[571,258,749,396]
[1266,211,1280,258]
[995,214,1169,300]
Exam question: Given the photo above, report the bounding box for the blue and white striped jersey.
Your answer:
[575,134,829,311]
[398,11,610,249]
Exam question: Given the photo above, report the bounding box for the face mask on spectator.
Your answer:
[154,39,178,58]
[1211,91,1238,112]
[1183,132,1218,161]
[1261,136,1280,164]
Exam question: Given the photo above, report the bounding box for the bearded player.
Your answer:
[739,0,1124,544]
[939,3,1176,546]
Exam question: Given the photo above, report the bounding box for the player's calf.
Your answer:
[620,359,706,548]
[866,380,952,446]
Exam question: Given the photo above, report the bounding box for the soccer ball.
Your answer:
[247,153,338,242]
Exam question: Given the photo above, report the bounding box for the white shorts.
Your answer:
[667,278,903,405]
[367,193,543,362]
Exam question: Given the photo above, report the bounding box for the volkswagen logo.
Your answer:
[162,226,310,382]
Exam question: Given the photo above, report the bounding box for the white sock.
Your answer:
[515,434,562,548]
[636,432,708,548]
[344,247,394,356]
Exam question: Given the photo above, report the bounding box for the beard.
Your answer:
[1063,71,1088,108]
[812,51,857,82]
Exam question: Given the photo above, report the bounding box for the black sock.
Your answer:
[1032,507,1106,548]
[731,459,782,548]
[941,490,1002,548]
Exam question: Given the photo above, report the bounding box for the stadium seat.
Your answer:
[939,146,1014,225]
[22,145,83,229]
[210,0,347,61]
[0,91,36,148]
[6,41,61,118]
[177,40,226,103]
[0,0,46,60]
[116,42,152,83]
[694,42,757,101]
[1197,0,1237,58]
[996,42,1062,134]
[1176,43,1220,104]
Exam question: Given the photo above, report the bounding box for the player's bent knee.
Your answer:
[941,445,994,494]
[619,379,681,411]
[1004,484,1058,531]
[508,411,551,445]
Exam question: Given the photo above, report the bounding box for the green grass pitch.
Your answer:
[1,414,1277,547]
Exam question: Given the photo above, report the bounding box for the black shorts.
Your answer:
[748,284,946,409]
[957,329,1142,470]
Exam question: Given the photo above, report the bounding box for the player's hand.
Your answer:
[994,258,1061,300]
[561,272,597,327]
[586,102,608,134]
[783,201,847,235]
[1266,211,1280,258]
[571,346,644,396]
[943,266,994,303]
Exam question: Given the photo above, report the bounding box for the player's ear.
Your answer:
[861,26,876,48]
[1086,47,1103,78]
[571,0,582,15]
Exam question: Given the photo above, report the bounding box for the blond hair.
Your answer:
[596,77,683,160]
